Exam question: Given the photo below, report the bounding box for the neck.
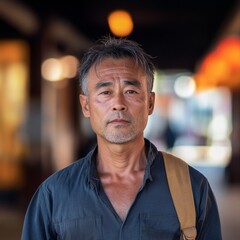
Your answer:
[96,137,146,175]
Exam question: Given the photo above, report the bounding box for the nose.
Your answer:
[112,93,127,111]
[113,105,126,111]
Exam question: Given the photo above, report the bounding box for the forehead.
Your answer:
[89,57,146,79]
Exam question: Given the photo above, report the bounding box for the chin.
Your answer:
[106,134,135,144]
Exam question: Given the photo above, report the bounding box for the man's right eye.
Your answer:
[100,91,111,95]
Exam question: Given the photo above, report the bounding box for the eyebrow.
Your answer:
[95,80,141,90]
[95,81,113,90]
[123,80,141,87]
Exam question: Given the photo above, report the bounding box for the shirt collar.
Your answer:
[143,138,159,182]
[87,138,159,188]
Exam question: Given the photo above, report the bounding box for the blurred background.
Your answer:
[0,0,240,239]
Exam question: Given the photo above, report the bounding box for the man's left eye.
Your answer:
[126,90,137,94]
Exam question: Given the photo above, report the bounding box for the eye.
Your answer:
[99,90,111,95]
[125,89,138,94]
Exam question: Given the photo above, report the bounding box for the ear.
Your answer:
[148,92,155,115]
[79,94,90,118]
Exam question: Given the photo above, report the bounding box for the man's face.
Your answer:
[80,57,155,144]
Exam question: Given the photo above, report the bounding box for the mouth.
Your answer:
[108,118,130,126]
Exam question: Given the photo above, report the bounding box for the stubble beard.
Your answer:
[103,125,137,144]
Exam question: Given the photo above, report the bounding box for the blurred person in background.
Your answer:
[21,36,222,240]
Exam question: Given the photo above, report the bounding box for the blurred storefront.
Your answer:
[0,2,92,207]
[0,40,29,202]
[145,71,233,167]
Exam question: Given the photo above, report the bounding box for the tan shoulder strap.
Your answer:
[162,151,197,240]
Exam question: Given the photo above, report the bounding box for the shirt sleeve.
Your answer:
[21,184,56,240]
[196,179,223,240]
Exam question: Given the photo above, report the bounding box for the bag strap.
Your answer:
[162,151,197,240]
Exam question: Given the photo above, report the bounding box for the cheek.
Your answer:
[133,105,150,123]
[88,99,109,119]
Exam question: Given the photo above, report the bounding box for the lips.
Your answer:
[108,118,130,125]
[106,112,132,127]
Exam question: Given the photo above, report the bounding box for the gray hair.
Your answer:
[78,36,155,95]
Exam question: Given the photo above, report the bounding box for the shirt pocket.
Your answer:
[140,213,180,240]
[54,215,103,240]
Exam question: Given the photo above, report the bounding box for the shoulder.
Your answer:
[40,153,91,192]
[188,165,212,197]
[161,151,208,178]
[160,150,209,187]
[188,164,208,182]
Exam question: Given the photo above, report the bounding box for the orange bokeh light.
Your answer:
[108,10,134,37]
[194,36,240,91]
[216,37,240,71]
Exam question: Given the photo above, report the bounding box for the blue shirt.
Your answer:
[21,139,222,240]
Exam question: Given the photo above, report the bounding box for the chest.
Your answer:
[52,171,180,239]
[101,177,143,221]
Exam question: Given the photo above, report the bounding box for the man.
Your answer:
[21,36,222,239]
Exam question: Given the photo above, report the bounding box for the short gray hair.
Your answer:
[78,36,155,95]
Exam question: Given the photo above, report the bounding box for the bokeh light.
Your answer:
[108,10,134,37]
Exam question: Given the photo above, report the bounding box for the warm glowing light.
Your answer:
[194,36,240,91]
[42,58,62,81]
[216,36,240,71]
[60,55,78,79]
[0,40,28,188]
[0,40,28,62]
[4,62,28,127]
[42,56,79,81]
[108,10,134,37]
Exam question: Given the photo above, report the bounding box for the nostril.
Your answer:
[113,105,126,111]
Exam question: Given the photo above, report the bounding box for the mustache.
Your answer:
[106,112,132,124]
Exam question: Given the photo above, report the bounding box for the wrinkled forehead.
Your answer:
[91,57,146,78]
